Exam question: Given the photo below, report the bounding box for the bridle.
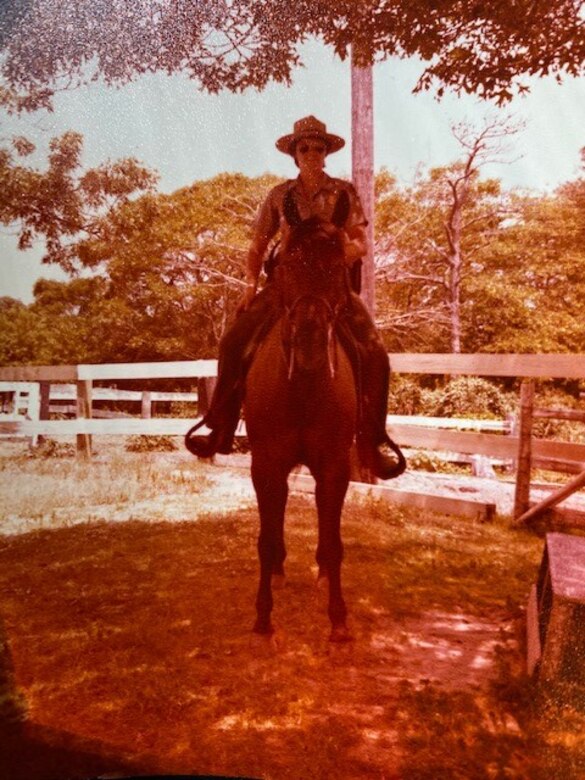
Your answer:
[283,293,341,381]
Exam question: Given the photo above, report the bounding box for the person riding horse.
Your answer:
[186,115,403,480]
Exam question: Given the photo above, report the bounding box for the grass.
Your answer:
[0,439,212,534]
[0,444,585,778]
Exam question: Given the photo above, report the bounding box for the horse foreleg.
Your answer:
[251,456,289,635]
[315,464,352,642]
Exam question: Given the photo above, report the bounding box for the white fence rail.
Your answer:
[1,355,585,482]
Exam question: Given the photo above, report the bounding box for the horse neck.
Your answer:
[279,261,348,310]
[284,298,336,380]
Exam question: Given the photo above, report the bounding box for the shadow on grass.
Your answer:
[385,604,585,780]
[0,498,583,779]
[1,612,145,780]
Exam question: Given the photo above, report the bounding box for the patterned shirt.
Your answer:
[252,174,367,248]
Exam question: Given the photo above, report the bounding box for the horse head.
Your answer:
[277,189,350,309]
[277,191,351,378]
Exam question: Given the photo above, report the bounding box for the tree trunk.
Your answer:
[445,182,465,353]
[449,249,462,353]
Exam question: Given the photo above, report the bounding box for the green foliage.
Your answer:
[464,189,585,354]
[0,131,157,271]
[2,2,584,108]
[376,140,585,357]
[387,375,426,415]
[375,120,515,353]
[389,374,514,422]
[2,125,585,368]
[28,439,76,459]
[0,171,283,366]
[124,435,177,453]
[424,377,514,419]
[531,386,585,444]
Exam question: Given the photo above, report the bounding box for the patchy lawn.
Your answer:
[1,447,585,778]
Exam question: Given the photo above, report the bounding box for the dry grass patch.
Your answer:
[0,446,213,534]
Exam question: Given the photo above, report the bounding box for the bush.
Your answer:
[388,375,513,419]
[424,377,513,419]
[28,439,76,458]
[387,376,426,415]
[532,386,585,443]
[124,435,177,452]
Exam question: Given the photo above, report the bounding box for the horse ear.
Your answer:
[283,190,302,227]
[331,189,350,228]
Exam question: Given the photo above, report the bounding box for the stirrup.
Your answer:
[185,420,234,458]
[374,435,407,479]
[185,433,216,459]
[185,418,215,458]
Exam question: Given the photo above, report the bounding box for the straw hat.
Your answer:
[275,116,345,156]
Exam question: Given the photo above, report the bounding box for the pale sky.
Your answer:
[1,39,584,302]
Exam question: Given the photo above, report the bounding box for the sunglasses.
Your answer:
[297,143,327,154]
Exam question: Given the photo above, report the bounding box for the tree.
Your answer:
[372,169,451,352]
[466,186,585,354]
[0,172,283,367]
[76,172,281,357]
[0,285,93,366]
[1,1,584,109]
[0,130,158,271]
[375,118,522,352]
[557,147,585,237]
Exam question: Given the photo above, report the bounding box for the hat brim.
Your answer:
[275,131,345,156]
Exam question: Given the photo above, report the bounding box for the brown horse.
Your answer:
[244,192,358,642]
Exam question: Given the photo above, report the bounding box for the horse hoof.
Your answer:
[316,569,328,590]
[272,574,286,590]
[253,620,274,637]
[329,625,353,643]
[250,629,284,653]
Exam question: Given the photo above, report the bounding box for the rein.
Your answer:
[284,293,340,381]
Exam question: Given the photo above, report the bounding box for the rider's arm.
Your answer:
[343,223,367,265]
[245,235,270,289]
[237,235,269,312]
[238,190,280,310]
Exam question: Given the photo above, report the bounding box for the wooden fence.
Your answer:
[2,354,585,519]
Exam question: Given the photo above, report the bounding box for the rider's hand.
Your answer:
[236,283,257,314]
[342,233,364,266]
[342,230,367,266]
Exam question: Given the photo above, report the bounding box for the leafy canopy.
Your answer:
[1,1,584,109]
[0,130,158,271]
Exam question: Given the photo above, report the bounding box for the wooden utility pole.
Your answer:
[351,53,375,315]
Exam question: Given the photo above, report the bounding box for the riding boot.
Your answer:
[342,293,406,480]
[185,286,281,459]
[185,382,243,458]
[357,342,406,479]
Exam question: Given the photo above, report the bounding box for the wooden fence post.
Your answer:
[516,467,585,526]
[197,378,217,418]
[141,391,152,419]
[38,381,50,446]
[76,380,92,459]
[25,383,40,448]
[513,379,535,520]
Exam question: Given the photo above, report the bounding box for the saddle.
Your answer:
[264,243,363,295]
